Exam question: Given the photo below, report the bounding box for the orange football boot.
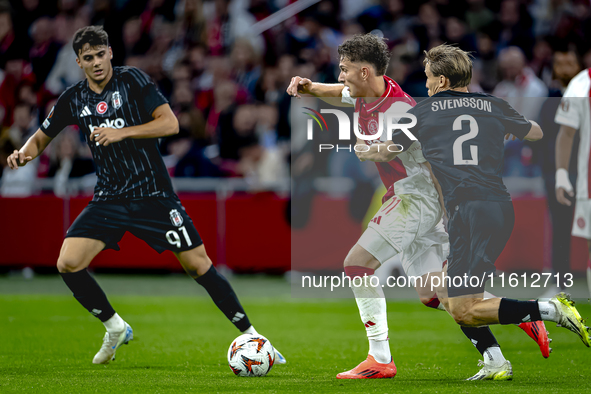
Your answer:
[336,355,397,379]
[518,320,551,358]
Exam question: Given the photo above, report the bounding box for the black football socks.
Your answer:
[498,298,542,324]
[195,265,251,331]
[60,269,116,322]
[461,326,500,355]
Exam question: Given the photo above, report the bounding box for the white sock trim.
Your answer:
[538,301,558,322]
[483,346,506,368]
[369,339,391,364]
[242,325,258,335]
[103,313,124,332]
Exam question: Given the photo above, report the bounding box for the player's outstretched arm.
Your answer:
[91,104,178,146]
[286,76,343,98]
[555,124,577,206]
[354,138,401,163]
[523,120,543,141]
[286,76,351,107]
[6,129,53,169]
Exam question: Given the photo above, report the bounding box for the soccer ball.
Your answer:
[227,334,275,377]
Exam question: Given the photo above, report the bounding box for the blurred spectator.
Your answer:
[493,46,548,119]
[357,0,412,45]
[45,11,88,95]
[465,0,495,32]
[474,30,498,92]
[218,104,259,162]
[163,125,222,178]
[181,0,207,47]
[530,37,555,86]
[0,2,30,70]
[443,17,478,54]
[0,59,36,127]
[495,0,535,59]
[29,17,62,90]
[230,39,262,97]
[2,103,37,147]
[122,17,152,60]
[412,2,444,53]
[205,0,264,56]
[494,46,548,178]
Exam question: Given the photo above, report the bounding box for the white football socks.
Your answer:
[369,339,391,363]
[242,325,259,335]
[352,275,391,364]
[103,313,125,333]
[538,301,558,322]
[483,346,506,368]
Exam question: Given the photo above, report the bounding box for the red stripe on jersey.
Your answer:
[355,76,414,191]
[588,69,591,198]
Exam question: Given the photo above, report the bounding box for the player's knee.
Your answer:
[178,246,212,277]
[343,252,355,268]
[56,257,84,273]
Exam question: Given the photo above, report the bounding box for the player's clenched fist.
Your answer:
[90,127,125,147]
[6,150,33,169]
[286,76,313,98]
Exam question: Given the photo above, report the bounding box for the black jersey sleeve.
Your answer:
[40,90,76,138]
[498,98,532,140]
[127,67,168,117]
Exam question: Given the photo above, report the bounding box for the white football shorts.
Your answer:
[572,199,591,240]
[357,190,450,279]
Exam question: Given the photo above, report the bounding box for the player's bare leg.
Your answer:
[445,277,591,348]
[175,245,286,364]
[337,244,396,379]
[57,237,133,364]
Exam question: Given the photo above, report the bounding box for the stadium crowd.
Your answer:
[0,0,589,195]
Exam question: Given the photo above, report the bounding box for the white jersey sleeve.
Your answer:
[555,69,590,129]
[341,86,356,106]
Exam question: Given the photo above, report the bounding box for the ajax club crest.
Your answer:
[169,209,183,227]
[112,91,122,110]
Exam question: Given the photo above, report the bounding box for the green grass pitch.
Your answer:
[1,275,591,393]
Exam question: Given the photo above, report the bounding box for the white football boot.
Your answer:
[274,348,287,364]
[92,322,134,364]
[466,360,513,381]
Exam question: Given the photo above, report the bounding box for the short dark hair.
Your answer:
[73,26,109,56]
[423,44,473,88]
[337,34,390,76]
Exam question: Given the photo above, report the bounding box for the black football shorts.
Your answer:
[446,200,515,297]
[66,195,203,253]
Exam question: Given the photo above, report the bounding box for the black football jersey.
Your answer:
[40,66,174,201]
[393,90,532,210]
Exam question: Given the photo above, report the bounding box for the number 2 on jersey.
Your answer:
[452,115,478,165]
[166,226,192,248]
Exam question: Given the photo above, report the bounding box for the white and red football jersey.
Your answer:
[342,76,432,202]
[555,68,591,199]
